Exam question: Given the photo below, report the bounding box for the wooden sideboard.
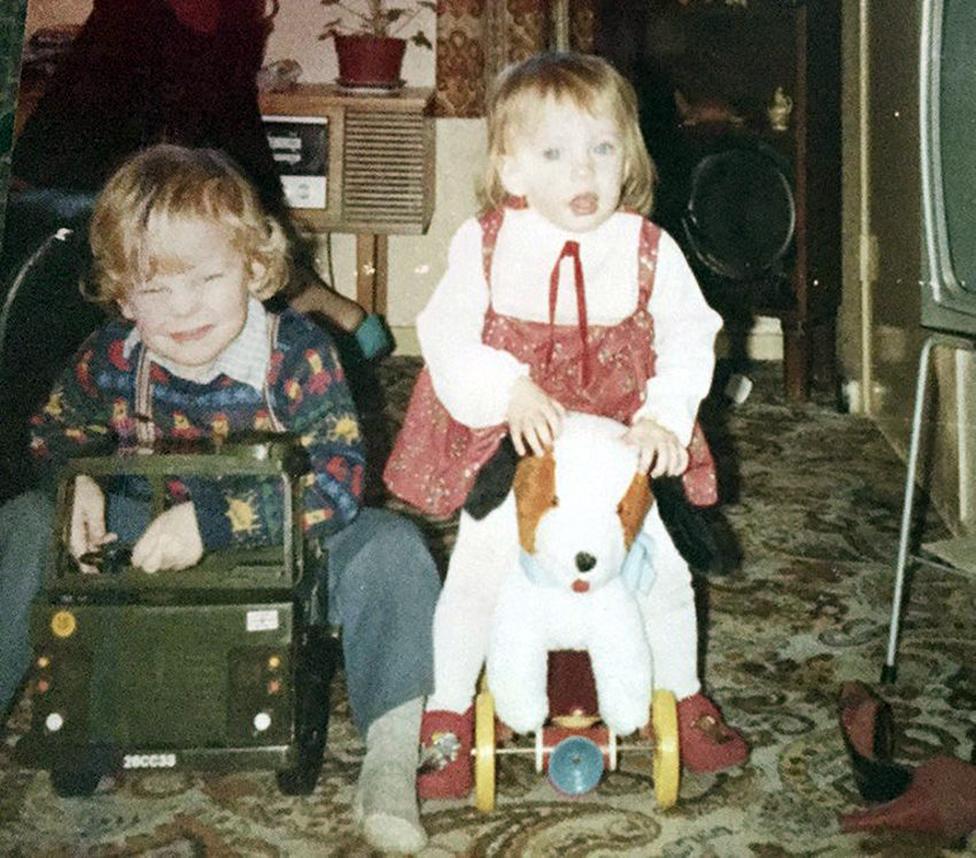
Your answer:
[598,0,842,400]
[258,85,436,315]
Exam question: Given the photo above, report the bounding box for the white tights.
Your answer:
[426,493,701,714]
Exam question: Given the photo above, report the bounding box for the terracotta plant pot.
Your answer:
[334,34,406,88]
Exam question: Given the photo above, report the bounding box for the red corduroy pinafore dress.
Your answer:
[383,208,717,517]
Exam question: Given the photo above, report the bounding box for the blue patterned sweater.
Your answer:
[29,309,365,551]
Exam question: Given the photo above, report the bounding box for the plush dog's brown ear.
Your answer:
[618,473,653,548]
[513,449,556,554]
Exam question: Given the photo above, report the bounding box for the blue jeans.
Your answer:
[0,491,53,716]
[0,494,438,734]
[323,508,438,733]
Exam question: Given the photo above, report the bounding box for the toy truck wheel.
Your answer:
[276,725,327,794]
[50,767,101,797]
[276,627,338,796]
[474,689,496,813]
[651,689,680,809]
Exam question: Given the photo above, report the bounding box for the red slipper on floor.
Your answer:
[840,755,976,840]
[677,692,749,773]
[417,707,473,800]
[837,680,912,802]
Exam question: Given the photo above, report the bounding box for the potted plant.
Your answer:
[320,0,436,88]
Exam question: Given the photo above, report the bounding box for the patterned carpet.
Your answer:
[2,358,974,857]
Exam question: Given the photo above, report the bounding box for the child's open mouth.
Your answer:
[570,193,598,216]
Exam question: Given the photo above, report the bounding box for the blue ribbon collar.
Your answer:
[518,530,655,595]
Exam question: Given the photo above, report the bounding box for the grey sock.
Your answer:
[355,696,427,854]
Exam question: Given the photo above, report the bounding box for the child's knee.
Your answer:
[2,490,54,535]
[0,491,54,599]
[369,511,437,583]
[331,509,439,611]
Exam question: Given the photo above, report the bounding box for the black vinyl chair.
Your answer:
[0,194,105,502]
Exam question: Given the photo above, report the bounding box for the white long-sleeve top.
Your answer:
[416,207,722,446]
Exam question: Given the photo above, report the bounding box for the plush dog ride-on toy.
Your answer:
[475,412,679,811]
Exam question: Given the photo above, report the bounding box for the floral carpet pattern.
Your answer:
[2,359,974,857]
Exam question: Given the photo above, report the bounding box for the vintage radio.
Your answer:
[259,84,436,235]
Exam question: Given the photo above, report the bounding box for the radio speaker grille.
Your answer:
[342,111,432,233]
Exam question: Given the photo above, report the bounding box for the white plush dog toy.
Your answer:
[486,412,656,737]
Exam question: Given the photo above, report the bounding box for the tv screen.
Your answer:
[921,0,976,334]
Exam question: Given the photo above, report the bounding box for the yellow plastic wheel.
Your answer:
[474,689,496,813]
[651,689,680,809]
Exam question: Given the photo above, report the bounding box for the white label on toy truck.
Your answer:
[123,753,176,769]
[246,609,280,632]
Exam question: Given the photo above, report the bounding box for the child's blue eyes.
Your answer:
[539,142,617,161]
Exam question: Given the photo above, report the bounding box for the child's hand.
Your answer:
[623,417,689,477]
[131,502,204,573]
[70,474,117,573]
[506,377,565,456]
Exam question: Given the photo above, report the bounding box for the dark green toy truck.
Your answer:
[16,440,340,797]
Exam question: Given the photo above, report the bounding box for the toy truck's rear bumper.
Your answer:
[18,598,300,773]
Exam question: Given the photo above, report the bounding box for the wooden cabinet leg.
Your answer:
[781,315,838,401]
[782,323,811,402]
[355,233,389,315]
[810,315,838,391]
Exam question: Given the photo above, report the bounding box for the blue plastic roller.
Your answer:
[547,736,604,796]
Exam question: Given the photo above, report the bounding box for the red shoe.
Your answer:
[840,755,976,840]
[837,681,912,802]
[417,707,473,800]
[677,692,749,773]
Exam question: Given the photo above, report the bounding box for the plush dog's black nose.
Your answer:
[575,552,597,573]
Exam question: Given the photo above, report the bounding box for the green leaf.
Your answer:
[385,9,404,22]
[410,30,433,49]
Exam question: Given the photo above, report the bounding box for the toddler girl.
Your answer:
[385,52,747,799]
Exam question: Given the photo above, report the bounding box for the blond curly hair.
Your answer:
[87,144,290,308]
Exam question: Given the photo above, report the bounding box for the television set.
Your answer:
[920,0,976,335]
